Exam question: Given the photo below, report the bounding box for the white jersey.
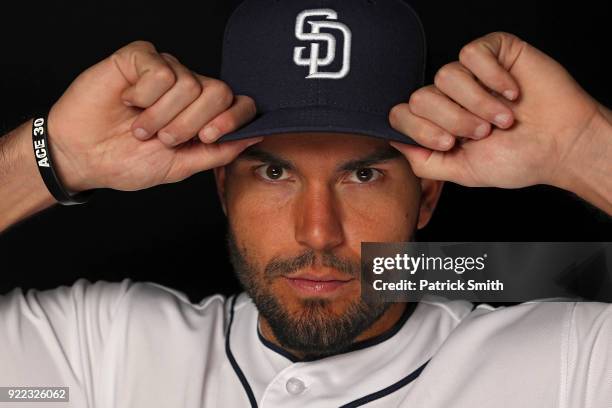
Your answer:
[0,278,610,407]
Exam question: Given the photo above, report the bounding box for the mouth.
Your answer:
[281,271,356,297]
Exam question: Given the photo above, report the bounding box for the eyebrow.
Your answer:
[337,146,404,171]
[237,148,294,169]
[234,144,403,172]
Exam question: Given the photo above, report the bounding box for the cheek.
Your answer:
[227,182,296,262]
[339,183,420,242]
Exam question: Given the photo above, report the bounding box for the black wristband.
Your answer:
[32,113,94,205]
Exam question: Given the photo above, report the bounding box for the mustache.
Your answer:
[265,249,359,280]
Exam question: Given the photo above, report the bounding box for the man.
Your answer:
[0,0,611,407]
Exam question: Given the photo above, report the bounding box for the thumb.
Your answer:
[174,137,263,178]
[389,141,470,185]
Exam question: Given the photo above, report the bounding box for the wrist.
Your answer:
[46,104,91,193]
[551,103,612,213]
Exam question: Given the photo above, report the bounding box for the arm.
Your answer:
[0,120,57,232]
[388,32,612,215]
[1,40,262,234]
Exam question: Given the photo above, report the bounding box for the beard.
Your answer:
[225,228,389,360]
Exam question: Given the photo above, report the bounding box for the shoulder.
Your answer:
[420,302,575,393]
[104,280,244,359]
[109,278,235,327]
[418,294,475,323]
[457,300,575,340]
[465,299,612,335]
[441,300,612,358]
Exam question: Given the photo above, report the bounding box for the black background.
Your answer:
[0,0,610,300]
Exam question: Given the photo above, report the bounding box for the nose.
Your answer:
[294,183,345,252]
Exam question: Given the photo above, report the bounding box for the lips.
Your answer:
[284,271,353,282]
[282,270,355,296]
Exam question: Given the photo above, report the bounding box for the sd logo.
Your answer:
[293,9,352,79]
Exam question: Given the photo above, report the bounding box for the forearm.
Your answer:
[554,103,612,215]
[0,119,57,233]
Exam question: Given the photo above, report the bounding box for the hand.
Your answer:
[46,40,261,192]
[388,31,606,189]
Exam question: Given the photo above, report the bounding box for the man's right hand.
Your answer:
[46,40,261,193]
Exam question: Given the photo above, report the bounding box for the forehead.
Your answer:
[241,132,395,158]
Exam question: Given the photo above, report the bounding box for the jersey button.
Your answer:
[285,377,306,395]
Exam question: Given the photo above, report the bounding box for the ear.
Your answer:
[213,166,228,217]
[416,179,444,230]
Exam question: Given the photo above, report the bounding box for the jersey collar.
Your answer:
[226,292,473,407]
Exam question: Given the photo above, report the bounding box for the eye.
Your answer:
[345,168,383,183]
[255,164,291,181]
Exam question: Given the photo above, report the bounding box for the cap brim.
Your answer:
[217,106,417,145]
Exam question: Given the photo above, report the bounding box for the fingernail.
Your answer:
[133,128,148,140]
[246,137,264,146]
[158,131,176,145]
[202,126,220,142]
[440,134,454,149]
[389,141,401,149]
[494,113,512,127]
[503,89,516,101]
[474,123,490,139]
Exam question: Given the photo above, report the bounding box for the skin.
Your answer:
[0,32,609,351]
[213,132,444,358]
[388,32,611,214]
[0,41,263,231]
[1,32,609,233]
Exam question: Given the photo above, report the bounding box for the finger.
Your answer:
[458,32,524,102]
[156,75,237,147]
[114,41,177,109]
[389,102,456,151]
[130,53,204,143]
[198,95,257,143]
[388,141,472,185]
[434,61,515,129]
[172,137,264,179]
[407,86,492,140]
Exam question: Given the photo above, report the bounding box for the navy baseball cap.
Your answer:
[218,0,426,144]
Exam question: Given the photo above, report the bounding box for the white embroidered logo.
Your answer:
[293,9,352,79]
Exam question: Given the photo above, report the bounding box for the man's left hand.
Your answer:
[388,31,610,192]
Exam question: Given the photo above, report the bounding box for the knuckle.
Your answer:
[432,128,450,141]
[177,76,202,99]
[408,90,427,109]
[388,103,409,126]
[219,115,237,132]
[134,112,153,130]
[160,52,178,62]
[490,30,514,40]
[448,122,467,136]
[241,96,257,117]
[128,90,150,107]
[445,120,462,136]
[440,112,464,135]
[132,40,154,48]
[154,66,176,85]
[459,42,479,61]
[434,64,454,87]
[126,40,156,52]
[206,80,234,107]
[161,122,188,140]
[471,92,491,108]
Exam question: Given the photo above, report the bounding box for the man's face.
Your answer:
[215,133,440,359]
